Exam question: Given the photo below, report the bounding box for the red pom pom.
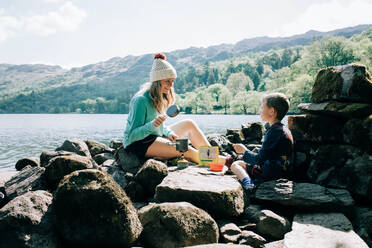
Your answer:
[154,53,166,60]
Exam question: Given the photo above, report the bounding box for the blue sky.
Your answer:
[1,0,371,68]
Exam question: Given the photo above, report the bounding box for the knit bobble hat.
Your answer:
[150,53,177,82]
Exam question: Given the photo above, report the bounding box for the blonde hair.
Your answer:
[138,81,175,113]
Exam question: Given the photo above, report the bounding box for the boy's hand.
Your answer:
[153,114,166,127]
[233,144,248,154]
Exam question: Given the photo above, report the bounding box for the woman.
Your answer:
[123,53,232,166]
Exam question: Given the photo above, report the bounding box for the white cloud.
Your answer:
[26,1,87,36]
[0,9,23,41]
[273,0,372,37]
[42,0,60,3]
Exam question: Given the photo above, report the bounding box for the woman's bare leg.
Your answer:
[145,137,200,163]
[168,119,227,164]
[231,161,248,181]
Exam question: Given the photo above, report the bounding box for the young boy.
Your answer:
[229,93,294,190]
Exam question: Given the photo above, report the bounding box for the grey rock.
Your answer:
[85,140,114,157]
[343,117,372,154]
[284,213,369,248]
[5,166,46,201]
[0,190,58,248]
[44,155,94,190]
[93,152,114,165]
[109,139,123,150]
[264,240,284,248]
[138,202,219,248]
[287,114,346,143]
[307,145,362,188]
[311,63,372,104]
[254,179,354,212]
[124,180,146,202]
[105,164,128,190]
[115,146,146,174]
[135,159,168,197]
[239,231,266,248]
[207,133,233,153]
[298,102,372,119]
[55,139,91,158]
[241,122,265,143]
[345,154,372,202]
[54,169,142,247]
[226,128,245,143]
[40,150,76,167]
[256,210,291,240]
[353,207,372,247]
[185,244,253,248]
[15,157,40,171]
[155,166,245,218]
[218,222,242,243]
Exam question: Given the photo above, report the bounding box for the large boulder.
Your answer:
[115,146,146,174]
[207,134,233,153]
[40,150,76,167]
[109,139,123,150]
[15,157,40,171]
[185,244,253,248]
[53,169,142,247]
[93,152,114,165]
[298,102,372,119]
[239,231,266,247]
[154,166,245,218]
[5,166,46,201]
[254,179,354,213]
[241,122,265,143]
[44,155,95,190]
[345,154,372,202]
[311,63,372,104]
[342,115,372,153]
[353,207,372,247]
[218,222,242,243]
[284,213,369,248]
[287,114,346,143]
[138,202,219,248]
[0,190,58,248]
[85,140,114,157]
[55,139,91,158]
[226,129,245,143]
[255,210,291,240]
[104,164,128,190]
[307,145,363,188]
[134,159,168,197]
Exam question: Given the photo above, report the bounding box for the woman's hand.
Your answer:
[168,133,179,142]
[153,114,166,127]
[233,144,248,154]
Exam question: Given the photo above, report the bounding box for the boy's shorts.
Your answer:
[246,160,286,184]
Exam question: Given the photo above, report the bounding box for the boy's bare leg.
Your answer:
[231,161,248,181]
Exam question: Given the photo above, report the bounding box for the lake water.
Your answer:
[0,114,283,173]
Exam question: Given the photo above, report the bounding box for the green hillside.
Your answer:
[0,25,371,114]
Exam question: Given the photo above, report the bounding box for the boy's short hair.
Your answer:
[262,93,290,120]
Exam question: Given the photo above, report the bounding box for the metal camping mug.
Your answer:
[175,138,189,153]
[166,104,180,117]
[167,138,189,152]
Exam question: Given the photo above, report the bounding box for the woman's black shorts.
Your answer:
[124,134,158,158]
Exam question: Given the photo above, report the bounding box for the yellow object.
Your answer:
[198,146,219,166]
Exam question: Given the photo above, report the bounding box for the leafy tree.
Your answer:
[226,72,254,94]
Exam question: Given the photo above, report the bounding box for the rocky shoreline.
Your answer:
[0,63,372,248]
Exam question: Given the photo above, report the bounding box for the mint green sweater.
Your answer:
[123,90,172,148]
